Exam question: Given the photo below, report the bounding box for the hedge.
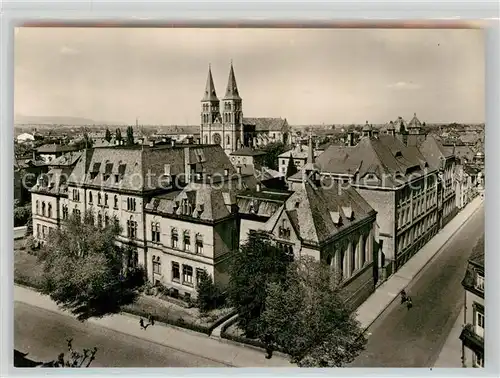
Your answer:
[220,316,287,354]
[123,305,212,335]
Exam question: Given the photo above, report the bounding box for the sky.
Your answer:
[14,27,485,125]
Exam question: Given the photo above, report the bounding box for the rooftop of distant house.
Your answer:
[36,143,80,154]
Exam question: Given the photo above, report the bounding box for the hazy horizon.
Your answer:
[14,27,485,125]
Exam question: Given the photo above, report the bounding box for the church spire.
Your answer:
[223,61,241,100]
[307,132,314,165]
[202,64,218,102]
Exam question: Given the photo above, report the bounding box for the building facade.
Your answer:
[31,144,256,295]
[309,131,440,278]
[460,236,485,368]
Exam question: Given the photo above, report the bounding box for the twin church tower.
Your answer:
[200,63,246,155]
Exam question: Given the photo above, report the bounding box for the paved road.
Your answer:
[351,204,484,368]
[14,302,228,367]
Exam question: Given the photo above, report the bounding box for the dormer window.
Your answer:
[330,211,342,226]
[475,273,484,292]
[278,218,291,239]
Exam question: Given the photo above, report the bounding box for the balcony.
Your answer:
[459,323,484,353]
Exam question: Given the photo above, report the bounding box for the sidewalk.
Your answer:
[433,308,464,368]
[356,196,483,330]
[14,285,293,368]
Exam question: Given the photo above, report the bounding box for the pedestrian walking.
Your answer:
[263,334,274,359]
[406,297,413,310]
[139,318,145,330]
[149,315,155,326]
[400,289,407,304]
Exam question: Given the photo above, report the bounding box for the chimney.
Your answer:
[256,183,262,192]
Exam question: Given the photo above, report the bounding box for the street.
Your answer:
[14,302,228,367]
[351,204,484,367]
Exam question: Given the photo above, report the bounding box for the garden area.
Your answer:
[14,239,234,336]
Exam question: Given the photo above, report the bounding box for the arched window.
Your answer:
[89,191,93,204]
[42,202,46,217]
[98,193,102,205]
[226,135,230,146]
[114,195,118,209]
[48,203,52,218]
[35,200,39,215]
[204,135,208,144]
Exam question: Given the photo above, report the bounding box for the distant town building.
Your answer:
[277,143,322,176]
[35,144,81,163]
[16,133,35,143]
[460,236,484,368]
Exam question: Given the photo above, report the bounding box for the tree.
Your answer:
[104,128,112,143]
[37,211,145,321]
[115,128,122,143]
[260,142,290,171]
[285,154,298,178]
[228,231,293,338]
[259,256,367,367]
[126,126,135,146]
[196,269,221,313]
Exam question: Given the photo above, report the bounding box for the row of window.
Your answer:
[170,228,204,254]
[325,235,370,280]
[71,189,137,212]
[36,224,55,240]
[397,213,437,251]
[35,201,53,218]
[152,257,205,287]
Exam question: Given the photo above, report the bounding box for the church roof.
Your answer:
[243,117,289,132]
[202,66,219,102]
[223,63,241,101]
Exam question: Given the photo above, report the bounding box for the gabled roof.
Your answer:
[263,180,375,246]
[243,117,289,132]
[418,135,454,170]
[315,135,432,188]
[48,151,82,167]
[469,235,484,269]
[146,182,236,222]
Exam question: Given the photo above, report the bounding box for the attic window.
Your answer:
[342,206,354,220]
[394,151,403,158]
[330,211,342,226]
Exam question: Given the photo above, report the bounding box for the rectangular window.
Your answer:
[182,265,193,285]
[127,197,136,211]
[476,274,484,292]
[114,195,119,209]
[36,224,40,239]
[104,194,108,207]
[152,257,161,274]
[196,268,205,286]
[183,231,191,251]
[42,226,47,240]
[151,222,161,243]
[195,234,203,254]
[171,228,178,249]
[171,262,180,281]
[475,311,485,338]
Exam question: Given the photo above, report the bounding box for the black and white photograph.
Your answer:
[12,26,485,368]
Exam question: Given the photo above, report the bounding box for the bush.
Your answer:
[14,204,32,227]
[196,269,224,313]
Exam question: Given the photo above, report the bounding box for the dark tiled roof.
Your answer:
[316,135,432,188]
[230,147,266,156]
[68,145,237,193]
[47,151,82,167]
[418,136,454,170]
[237,189,293,218]
[146,182,237,222]
[469,235,484,268]
[264,181,375,245]
[37,144,80,154]
[31,166,73,196]
[243,117,289,132]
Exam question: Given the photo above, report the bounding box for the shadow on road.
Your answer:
[14,349,42,367]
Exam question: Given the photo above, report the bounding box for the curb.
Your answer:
[361,199,483,332]
[215,335,292,363]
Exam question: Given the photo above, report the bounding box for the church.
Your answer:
[200,63,291,155]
